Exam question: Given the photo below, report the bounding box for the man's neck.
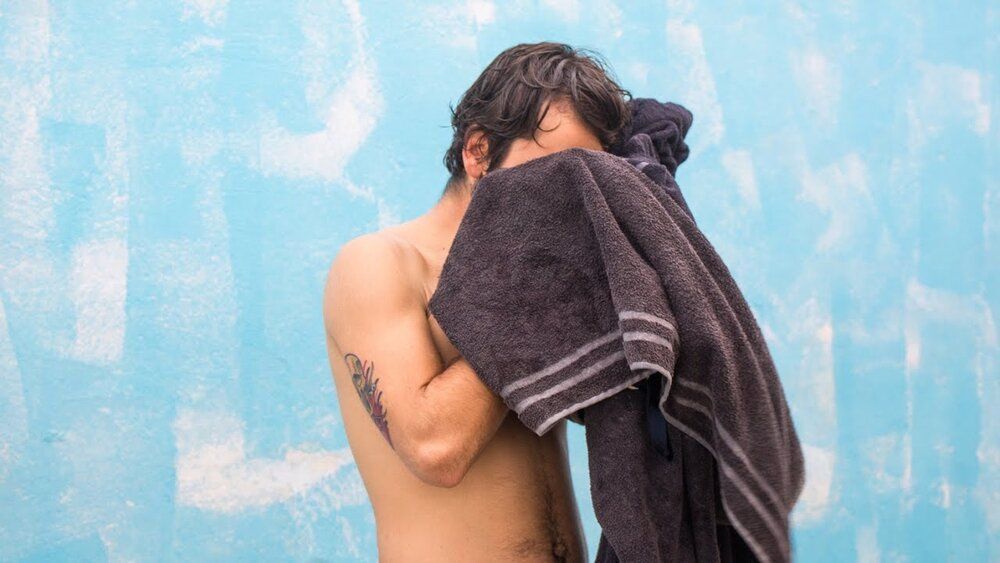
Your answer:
[426,181,474,245]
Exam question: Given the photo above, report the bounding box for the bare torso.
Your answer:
[327,218,588,562]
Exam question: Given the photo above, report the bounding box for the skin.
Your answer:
[322,97,605,562]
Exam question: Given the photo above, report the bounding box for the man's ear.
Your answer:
[462,128,489,181]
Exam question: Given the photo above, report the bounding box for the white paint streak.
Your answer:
[721,149,761,209]
[798,153,875,252]
[783,2,816,35]
[791,444,835,525]
[283,464,370,556]
[258,0,382,191]
[791,47,841,125]
[68,239,128,364]
[424,0,497,50]
[975,350,1000,532]
[971,269,999,533]
[259,64,380,185]
[0,298,29,483]
[905,278,999,514]
[855,523,880,563]
[376,197,401,230]
[863,433,909,493]
[595,0,623,39]
[335,514,362,558]
[904,313,921,371]
[626,61,650,85]
[665,0,695,15]
[907,62,991,150]
[467,0,496,26]
[0,74,57,305]
[788,297,838,437]
[180,130,225,166]
[174,409,360,513]
[180,35,224,55]
[181,0,228,26]
[985,187,998,257]
[541,0,580,22]
[0,0,54,250]
[665,19,724,152]
[785,297,838,525]
[1,0,132,367]
[905,279,998,349]
[936,479,952,509]
[1,0,50,63]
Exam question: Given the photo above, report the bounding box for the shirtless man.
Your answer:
[322,43,632,562]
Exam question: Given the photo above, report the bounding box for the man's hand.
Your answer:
[323,233,509,487]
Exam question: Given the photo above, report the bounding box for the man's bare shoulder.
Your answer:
[323,230,426,327]
[332,231,400,271]
[330,228,427,277]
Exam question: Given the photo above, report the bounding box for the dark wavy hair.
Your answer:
[442,42,632,193]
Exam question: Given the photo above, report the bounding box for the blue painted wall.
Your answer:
[0,0,995,560]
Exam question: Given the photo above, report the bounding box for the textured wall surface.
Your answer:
[0,0,996,561]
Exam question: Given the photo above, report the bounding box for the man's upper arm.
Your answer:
[322,234,447,476]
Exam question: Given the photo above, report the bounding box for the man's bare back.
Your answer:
[323,214,588,561]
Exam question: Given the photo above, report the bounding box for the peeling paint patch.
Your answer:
[541,0,580,23]
[911,62,991,140]
[422,0,497,50]
[905,279,997,349]
[792,444,835,525]
[258,0,382,192]
[862,433,909,494]
[799,153,875,252]
[855,522,880,563]
[787,296,838,442]
[721,149,761,209]
[791,47,841,125]
[0,298,29,483]
[181,0,228,26]
[174,409,361,513]
[67,238,127,365]
[665,19,724,152]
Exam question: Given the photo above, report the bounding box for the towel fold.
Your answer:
[611,98,697,223]
[427,103,804,563]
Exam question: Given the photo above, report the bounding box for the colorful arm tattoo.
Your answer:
[344,352,393,448]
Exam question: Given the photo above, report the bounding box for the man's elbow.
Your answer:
[411,441,470,488]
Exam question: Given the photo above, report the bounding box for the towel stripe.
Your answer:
[675,379,790,514]
[500,309,676,398]
[511,313,678,417]
[512,349,626,412]
[619,309,677,335]
[498,305,787,561]
[623,330,675,352]
[676,377,711,397]
[668,390,790,560]
[500,329,622,396]
[534,368,655,435]
[629,360,673,386]
[663,413,773,563]
[639,335,789,562]
[662,411,787,563]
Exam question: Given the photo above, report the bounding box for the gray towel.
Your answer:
[427,143,804,561]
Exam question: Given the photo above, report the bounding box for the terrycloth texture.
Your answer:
[591,97,735,562]
[566,98,695,441]
[610,97,692,176]
[612,98,697,223]
[427,141,805,561]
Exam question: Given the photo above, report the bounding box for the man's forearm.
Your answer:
[415,356,509,482]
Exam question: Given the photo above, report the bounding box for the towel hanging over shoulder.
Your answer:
[427,133,804,562]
